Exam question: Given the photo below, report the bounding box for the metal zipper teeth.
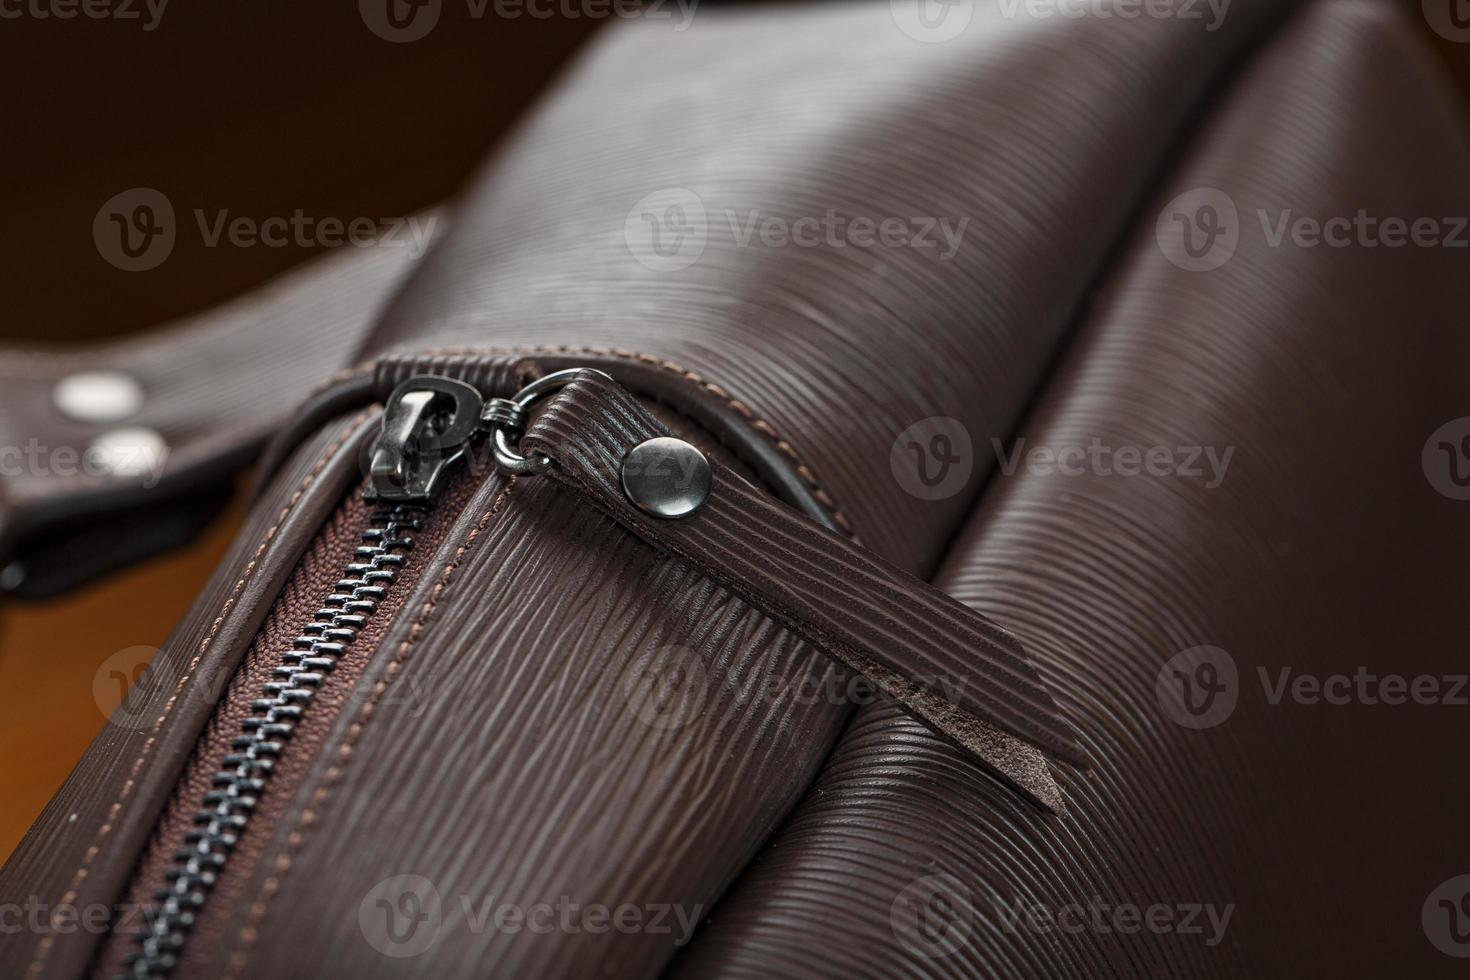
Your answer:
[123,502,425,978]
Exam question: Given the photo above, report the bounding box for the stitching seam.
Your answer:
[221,477,519,978]
[362,343,854,536]
[24,411,375,978]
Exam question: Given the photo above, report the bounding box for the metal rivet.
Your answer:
[88,427,168,479]
[53,370,145,423]
[621,437,711,519]
[0,562,25,592]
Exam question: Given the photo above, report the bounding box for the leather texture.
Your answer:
[197,6,1311,974]
[669,2,1470,977]
[143,10,1324,969]
[0,239,425,598]
[357,0,1300,570]
[2,0,1466,978]
[93,463,492,980]
[521,369,1074,801]
[175,430,855,979]
[0,412,380,980]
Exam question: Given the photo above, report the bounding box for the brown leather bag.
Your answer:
[4,1,1470,976]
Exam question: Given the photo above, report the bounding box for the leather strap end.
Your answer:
[843,653,1068,812]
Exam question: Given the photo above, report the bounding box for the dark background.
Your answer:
[1,4,596,342]
[0,0,1466,344]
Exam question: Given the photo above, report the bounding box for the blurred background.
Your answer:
[1,0,1466,859]
[0,1,599,862]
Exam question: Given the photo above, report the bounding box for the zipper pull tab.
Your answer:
[367,376,484,502]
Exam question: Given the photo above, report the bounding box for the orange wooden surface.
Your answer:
[0,488,247,863]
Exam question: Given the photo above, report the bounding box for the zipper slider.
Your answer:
[367,376,485,502]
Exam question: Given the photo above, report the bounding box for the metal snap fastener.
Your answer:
[621,437,711,519]
[53,370,145,423]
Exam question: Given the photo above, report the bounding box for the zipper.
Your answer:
[113,363,1073,975]
[120,378,489,978]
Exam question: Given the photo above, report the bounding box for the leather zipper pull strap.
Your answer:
[510,368,1081,811]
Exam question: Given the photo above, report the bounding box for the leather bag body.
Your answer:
[3,1,1469,977]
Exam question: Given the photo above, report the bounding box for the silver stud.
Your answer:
[53,370,145,423]
[87,427,168,479]
[620,437,711,519]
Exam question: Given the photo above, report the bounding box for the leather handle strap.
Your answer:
[521,370,1081,810]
